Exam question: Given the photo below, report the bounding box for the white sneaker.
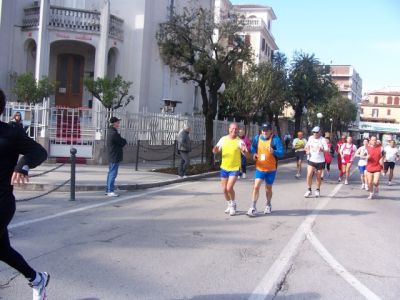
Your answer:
[224,206,230,214]
[229,205,236,216]
[365,185,369,191]
[367,193,373,200]
[295,173,300,179]
[30,272,50,300]
[344,179,349,185]
[242,173,247,179]
[388,181,392,186]
[337,177,342,182]
[264,205,272,214]
[224,203,236,214]
[315,190,320,197]
[107,192,119,197]
[361,184,365,189]
[304,190,312,198]
[246,207,257,217]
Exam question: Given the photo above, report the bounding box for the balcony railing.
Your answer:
[22,5,123,41]
[242,18,275,40]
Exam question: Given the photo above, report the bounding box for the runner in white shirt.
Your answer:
[304,126,329,198]
[383,139,400,185]
[339,136,357,185]
[355,138,369,190]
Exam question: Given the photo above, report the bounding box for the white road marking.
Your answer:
[307,231,381,300]
[249,184,343,300]
[9,182,195,230]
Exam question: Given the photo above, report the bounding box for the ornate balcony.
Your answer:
[22,5,124,41]
[243,18,274,40]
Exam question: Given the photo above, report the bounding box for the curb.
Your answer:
[16,156,296,193]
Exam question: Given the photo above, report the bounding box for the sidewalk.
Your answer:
[15,159,219,192]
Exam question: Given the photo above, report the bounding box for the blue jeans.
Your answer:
[106,162,119,193]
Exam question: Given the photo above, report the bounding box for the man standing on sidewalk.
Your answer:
[0,89,50,300]
[246,123,284,216]
[213,122,248,216]
[177,125,191,178]
[106,117,127,197]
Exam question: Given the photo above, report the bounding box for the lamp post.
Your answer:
[330,118,333,138]
[316,112,323,126]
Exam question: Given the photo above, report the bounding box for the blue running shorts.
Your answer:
[255,169,277,185]
[220,168,241,178]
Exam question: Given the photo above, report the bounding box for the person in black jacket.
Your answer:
[8,111,24,129]
[0,89,50,300]
[106,116,127,197]
[177,125,191,178]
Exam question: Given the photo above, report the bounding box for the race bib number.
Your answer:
[260,154,266,161]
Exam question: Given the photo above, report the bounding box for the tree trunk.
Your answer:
[199,81,219,165]
[274,114,281,138]
[205,113,214,165]
[294,105,303,134]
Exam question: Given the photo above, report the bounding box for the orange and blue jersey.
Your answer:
[251,134,284,171]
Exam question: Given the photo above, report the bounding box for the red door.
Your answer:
[55,54,84,108]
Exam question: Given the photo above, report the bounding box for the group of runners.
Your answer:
[213,122,399,217]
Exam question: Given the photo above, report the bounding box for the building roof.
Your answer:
[368,86,400,96]
[233,5,277,19]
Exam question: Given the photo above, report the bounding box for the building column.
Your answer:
[35,0,50,80]
[93,0,110,132]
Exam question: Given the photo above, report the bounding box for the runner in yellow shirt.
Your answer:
[213,122,248,216]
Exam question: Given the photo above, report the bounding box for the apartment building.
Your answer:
[329,65,362,103]
[359,87,400,140]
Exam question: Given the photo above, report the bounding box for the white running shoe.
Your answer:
[295,173,300,179]
[229,205,236,216]
[30,272,50,300]
[365,185,369,191]
[361,184,365,189]
[264,205,272,214]
[367,193,373,200]
[107,192,119,197]
[344,179,349,185]
[246,207,257,217]
[242,173,247,179]
[315,190,320,197]
[388,181,392,186]
[224,206,230,214]
[337,177,342,183]
[304,190,312,198]
[224,203,236,214]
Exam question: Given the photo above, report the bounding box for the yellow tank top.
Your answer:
[256,137,277,171]
[220,137,242,171]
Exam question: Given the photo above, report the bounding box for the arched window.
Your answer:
[394,97,399,105]
[387,96,393,105]
[374,96,378,104]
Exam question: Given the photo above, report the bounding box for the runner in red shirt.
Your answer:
[365,136,384,199]
[335,134,346,182]
[339,136,357,185]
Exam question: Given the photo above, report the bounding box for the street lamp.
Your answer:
[316,112,323,126]
[329,118,333,138]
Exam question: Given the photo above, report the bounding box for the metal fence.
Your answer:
[1,101,260,158]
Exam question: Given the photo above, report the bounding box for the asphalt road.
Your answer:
[1,161,399,300]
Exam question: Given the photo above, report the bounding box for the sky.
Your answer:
[230,0,400,94]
